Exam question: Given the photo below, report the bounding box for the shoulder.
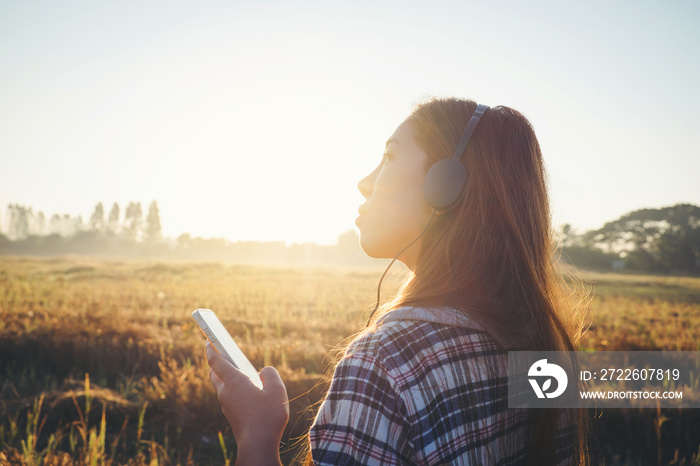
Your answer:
[344,307,504,373]
[341,307,509,420]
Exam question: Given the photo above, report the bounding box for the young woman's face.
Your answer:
[355,119,434,270]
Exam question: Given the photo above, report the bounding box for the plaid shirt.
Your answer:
[309,307,575,465]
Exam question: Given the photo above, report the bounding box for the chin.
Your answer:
[358,235,382,259]
[358,235,396,260]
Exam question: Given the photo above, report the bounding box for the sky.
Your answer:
[1,0,699,244]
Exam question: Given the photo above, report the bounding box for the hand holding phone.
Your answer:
[192,308,263,389]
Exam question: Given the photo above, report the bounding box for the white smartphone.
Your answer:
[192,308,263,390]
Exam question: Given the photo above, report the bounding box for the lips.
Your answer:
[356,206,369,227]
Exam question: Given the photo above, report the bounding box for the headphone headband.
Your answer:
[452,103,490,160]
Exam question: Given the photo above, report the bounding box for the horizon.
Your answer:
[2,199,697,247]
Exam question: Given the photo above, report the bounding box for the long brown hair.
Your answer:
[368,97,589,465]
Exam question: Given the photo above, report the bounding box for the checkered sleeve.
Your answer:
[309,335,417,465]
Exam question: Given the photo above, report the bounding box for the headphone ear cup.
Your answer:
[423,158,467,211]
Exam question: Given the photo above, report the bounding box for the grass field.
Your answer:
[1,257,699,465]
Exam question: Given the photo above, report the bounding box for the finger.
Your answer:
[259,366,288,399]
[209,368,224,390]
[205,341,219,364]
[206,342,247,386]
[205,344,222,388]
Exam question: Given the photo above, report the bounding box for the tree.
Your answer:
[7,204,31,240]
[89,202,105,232]
[123,202,142,241]
[558,223,588,248]
[107,203,120,234]
[337,230,359,249]
[32,211,45,236]
[589,203,700,273]
[49,214,62,235]
[73,215,84,234]
[177,233,191,249]
[145,201,162,242]
[61,214,73,237]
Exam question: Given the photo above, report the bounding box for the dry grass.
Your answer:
[1,256,699,464]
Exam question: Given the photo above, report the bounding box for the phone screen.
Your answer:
[192,309,263,389]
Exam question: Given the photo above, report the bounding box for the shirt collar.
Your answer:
[376,306,486,332]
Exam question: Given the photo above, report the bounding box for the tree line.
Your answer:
[560,203,700,275]
[2,201,162,242]
[1,201,699,273]
[0,202,376,267]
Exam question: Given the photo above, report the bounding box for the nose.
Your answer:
[357,164,380,199]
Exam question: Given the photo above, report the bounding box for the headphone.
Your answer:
[365,103,490,327]
[423,103,490,211]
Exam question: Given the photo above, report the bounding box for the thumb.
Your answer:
[259,366,287,398]
[207,342,243,385]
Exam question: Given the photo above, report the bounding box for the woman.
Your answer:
[207,97,589,465]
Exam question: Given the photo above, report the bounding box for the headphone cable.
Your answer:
[365,208,437,327]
